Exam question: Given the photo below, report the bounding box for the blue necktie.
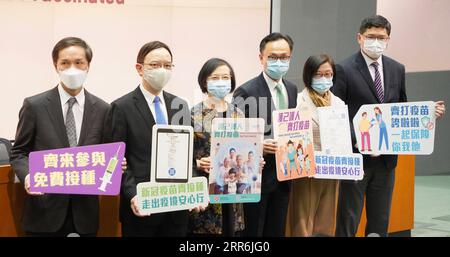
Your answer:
[153,96,167,124]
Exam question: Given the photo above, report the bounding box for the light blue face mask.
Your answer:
[266,60,290,80]
[207,80,232,99]
[311,76,333,95]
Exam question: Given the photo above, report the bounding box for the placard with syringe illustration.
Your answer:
[29,142,126,195]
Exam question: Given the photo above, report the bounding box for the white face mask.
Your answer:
[143,68,172,91]
[59,67,88,90]
[363,38,387,59]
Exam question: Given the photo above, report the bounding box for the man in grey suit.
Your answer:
[10,37,110,236]
[332,15,446,237]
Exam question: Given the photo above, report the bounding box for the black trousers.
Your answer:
[335,159,395,237]
[26,200,96,237]
[243,184,290,237]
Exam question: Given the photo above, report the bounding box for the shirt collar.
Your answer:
[263,71,284,91]
[361,50,383,69]
[140,84,165,106]
[58,84,85,108]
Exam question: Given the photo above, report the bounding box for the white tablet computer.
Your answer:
[154,127,191,183]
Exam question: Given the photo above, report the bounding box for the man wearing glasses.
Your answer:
[107,41,191,236]
[233,33,298,237]
[332,15,446,237]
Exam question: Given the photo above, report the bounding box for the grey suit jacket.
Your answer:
[10,86,110,234]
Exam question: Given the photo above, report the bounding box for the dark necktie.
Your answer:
[370,62,384,103]
[66,97,77,147]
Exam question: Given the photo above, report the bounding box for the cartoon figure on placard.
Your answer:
[296,141,305,174]
[371,107,389,151]
[359,112,372,152]
[287,140,298,176]
[224,168,238,195]
[278,145,289,177]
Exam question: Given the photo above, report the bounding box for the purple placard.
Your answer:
[29,142,125,195]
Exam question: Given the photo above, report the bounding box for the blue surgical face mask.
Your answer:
[207,79,231,99]
[266,60,290,80]
[311,76,333,95]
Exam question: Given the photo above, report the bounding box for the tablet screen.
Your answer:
[155,128,190,183]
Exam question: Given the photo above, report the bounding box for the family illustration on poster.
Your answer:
[276,136,314,179]
[211,144,260,195]
[209,118,264,204]
[273,108,316,181]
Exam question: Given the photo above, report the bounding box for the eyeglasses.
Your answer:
[267,55,291,62]
[363,34,390,42]
[143,62,175,70]
[313,72,333,79]
[208,74,232,81]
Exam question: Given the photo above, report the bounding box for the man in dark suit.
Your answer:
[107,41,191,236]
[10,37,110,236]
[233,33,298,237]
[332,15,445,237]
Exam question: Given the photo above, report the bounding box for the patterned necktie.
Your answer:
[370,62,384,103]
[275,83,287,110]
[65,97,77,147]
[153,96,167,124]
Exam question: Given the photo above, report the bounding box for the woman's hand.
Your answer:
[196,157,211,173]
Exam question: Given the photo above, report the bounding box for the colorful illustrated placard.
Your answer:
[137,177,208,215]
[353,101,436,155]
[273,107,316,181]
[209,118,264,204]
[29,142,125,195]
[318,105,353,154]
[137,125,209,214]
[313,152,364,180]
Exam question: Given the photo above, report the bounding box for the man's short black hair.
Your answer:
[359,15,391,36]
[229,148,236,153]
[259,32,294,53]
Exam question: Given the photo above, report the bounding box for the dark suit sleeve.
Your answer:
[331,64,348,102]
[107,102,136,201]
[232,86,250,118]
[399,64,407,103]
[10,98,36,183]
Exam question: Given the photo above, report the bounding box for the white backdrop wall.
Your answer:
[0,0,271,139]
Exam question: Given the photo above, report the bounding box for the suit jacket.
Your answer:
[331,51,407,171]
[10,86,110,234]
[107,86,191,227]
[232,73,298,193]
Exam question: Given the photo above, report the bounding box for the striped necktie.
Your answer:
[370,62,384,103]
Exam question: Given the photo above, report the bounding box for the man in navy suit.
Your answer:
[332,15,446,237]
[233,33,298,237]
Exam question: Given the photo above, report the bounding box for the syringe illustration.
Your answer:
[98,145,121,192]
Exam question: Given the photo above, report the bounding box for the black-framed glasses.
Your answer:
[267,55,291,62]
[363,34,390,42]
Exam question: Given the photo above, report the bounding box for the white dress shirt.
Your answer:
[58,84,85,144]
[263,71,289,110]
[361,50,385,91]
[140,85,169,123]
